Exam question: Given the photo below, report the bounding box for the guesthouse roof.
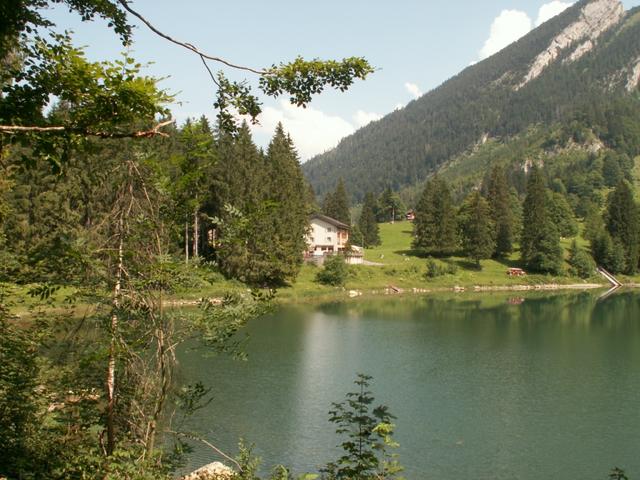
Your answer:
[310,213,350,230]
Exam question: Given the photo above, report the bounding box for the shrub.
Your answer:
[568,242,596,279]
[316,255,348,286]
[425,258,443,278]
[322,374,403,479]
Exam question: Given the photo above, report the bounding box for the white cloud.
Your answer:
[536,1,573,26]
[249,100,355,161]
[353,110,382,128]
[477,2,575,61]
[404,82,422,99]
[479,9,532,60]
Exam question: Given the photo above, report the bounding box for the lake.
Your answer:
[178,290,640,479]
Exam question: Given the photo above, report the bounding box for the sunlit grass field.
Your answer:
[7,220,637,313]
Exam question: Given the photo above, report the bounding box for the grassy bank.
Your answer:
[7,221,639,313]
[276,222,612,302]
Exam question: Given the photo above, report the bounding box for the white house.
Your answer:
[306,213,350,254]
[305,214,363,265]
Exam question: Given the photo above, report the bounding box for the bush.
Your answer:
[425,258,457,278]
[316,255,348,286]
[445,262,458,275]
[322,374,403,479]
[569,250,596,278]
[425,258,444,278]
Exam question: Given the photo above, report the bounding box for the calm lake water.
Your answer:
[178,291,640,479]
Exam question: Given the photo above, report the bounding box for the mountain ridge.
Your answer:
[303,0,640,202]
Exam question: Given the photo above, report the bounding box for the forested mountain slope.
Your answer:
[303,0,640,201]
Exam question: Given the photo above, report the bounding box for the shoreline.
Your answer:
[163,281,620,307]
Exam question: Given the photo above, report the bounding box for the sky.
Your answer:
[48,0,640,161]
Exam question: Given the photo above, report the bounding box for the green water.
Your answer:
[178,291,640,479]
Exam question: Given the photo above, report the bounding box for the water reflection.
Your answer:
[178,290,640,479]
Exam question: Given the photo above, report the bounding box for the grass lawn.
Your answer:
[3,221,617,313]
[280,221,606,299]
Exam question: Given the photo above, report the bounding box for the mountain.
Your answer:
[302,0,640,203]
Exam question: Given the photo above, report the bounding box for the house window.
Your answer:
[327,237,332,242]
[327,227,333,232]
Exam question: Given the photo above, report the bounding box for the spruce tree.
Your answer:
[486,166,514,257]
[258,124,309,284]
[459,191,495,267]
[323,178,351,225]
[412,176,457,255]
[212,122,267,282]
[358,192,380,247]
[605,180,639,274]
[520,166,563,273]
[548,191,578,238]
[377,186,406,223]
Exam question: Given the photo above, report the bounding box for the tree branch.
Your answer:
[0,119,175,138]
[116,0,266,76]
[167,430,242,472]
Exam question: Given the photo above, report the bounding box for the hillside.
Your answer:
[303,0,640,202]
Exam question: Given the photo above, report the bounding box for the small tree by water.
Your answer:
[322,374,403,480]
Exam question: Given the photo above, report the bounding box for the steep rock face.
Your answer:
[567,39,594,62]
[627,56,640,91]
[517,0,624,89]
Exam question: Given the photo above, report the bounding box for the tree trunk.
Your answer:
[106,216,124,456]
[193,206,199,258]
[185,221,189,264]
[145,322,169,457]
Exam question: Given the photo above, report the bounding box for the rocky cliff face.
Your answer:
[627,55,640,91]
[517,0,625,89]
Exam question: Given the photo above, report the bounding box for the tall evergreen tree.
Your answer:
[605,180,639,274]
[520,166,563,273]
[358,192,380,247]
[548,191,578,238]
[459,191,495,267]
[412,176,457,255]
[212,122,267,281]
[215,124,309,285]
[255,124,309,285]
[173,117,216,260]
[486,166,514,257]
[323,178,351,225]
[376,186,406,223]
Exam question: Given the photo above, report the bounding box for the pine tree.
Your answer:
[212,122,267,281]
[605,180,639,274]
[323,178,351,225]
[459,191,495,267]
[548,191,578,238]
[376,186,406,223]
[259,124,309,284]
[521,166,563,273]
[358,192,380,247]
[174,117,217,260]
[412,176,457,255]
[486,166,514,257]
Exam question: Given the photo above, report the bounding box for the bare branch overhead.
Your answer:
[116,0,267,75]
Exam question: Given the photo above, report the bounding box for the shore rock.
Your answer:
[181,462,234,480]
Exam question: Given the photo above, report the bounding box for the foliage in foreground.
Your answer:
[230,374,403,480]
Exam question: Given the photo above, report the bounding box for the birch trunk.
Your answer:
[193,206,199,258]
[184,222,189,264]
[106,217,124,456]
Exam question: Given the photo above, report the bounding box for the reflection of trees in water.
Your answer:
[313,291,640,343]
